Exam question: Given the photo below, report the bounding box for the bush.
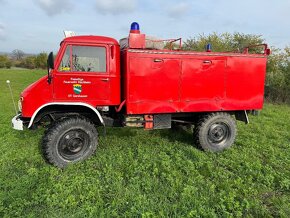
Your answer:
[265,47,290,103]
[35,52,48,69]
[23,56,36,69]
[14,53,48,69]
[0,55,7,68]
[0,55,12,69]
[5,60,12,69]
[183,32,264,52]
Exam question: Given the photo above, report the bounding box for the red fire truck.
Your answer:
[11,22,270,167]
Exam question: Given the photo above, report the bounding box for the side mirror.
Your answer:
[47,52,54,69]
[47,52,54,84]
[265,48,271,56]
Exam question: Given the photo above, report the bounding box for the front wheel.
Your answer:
[194,113,237,152]
[42,116,98,168]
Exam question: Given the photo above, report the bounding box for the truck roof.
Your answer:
[62,35,119,46]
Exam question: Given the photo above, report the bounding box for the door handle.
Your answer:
[154,59,163,63]
[101,78,109,82]
[203,60,212,64]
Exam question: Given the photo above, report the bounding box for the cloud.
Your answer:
[167,2,191,18]
[0,23,6,40]
[95,0,137,15]
[34,0,73,16]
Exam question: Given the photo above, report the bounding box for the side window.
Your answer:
[58,46,71,72]
[58,45,107,73]
[72,46,106,72]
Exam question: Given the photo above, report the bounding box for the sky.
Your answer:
[0,0,289,54]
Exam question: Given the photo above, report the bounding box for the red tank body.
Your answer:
[122,49,267,115]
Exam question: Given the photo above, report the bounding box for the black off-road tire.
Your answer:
[193,112,237,152]
[42,116,98,168]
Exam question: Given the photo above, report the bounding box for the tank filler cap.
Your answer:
[130,22,140,34]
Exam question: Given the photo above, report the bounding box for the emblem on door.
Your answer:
[73,84,82,94]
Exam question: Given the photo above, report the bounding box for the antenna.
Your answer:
[6,80,18,116]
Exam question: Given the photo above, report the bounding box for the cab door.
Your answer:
[53,44,110,104]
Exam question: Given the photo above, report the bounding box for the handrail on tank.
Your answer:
[243,44,271,55]
[146,38,182,50]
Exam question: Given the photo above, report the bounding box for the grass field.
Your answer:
[0,69,289,217]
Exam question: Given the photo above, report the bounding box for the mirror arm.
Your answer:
[47,70,52,84]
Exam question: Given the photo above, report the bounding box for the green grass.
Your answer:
[0,69,289,217]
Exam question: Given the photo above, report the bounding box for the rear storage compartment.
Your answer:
[121,49,267,115]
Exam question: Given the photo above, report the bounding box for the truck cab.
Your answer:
[16,36,121,129]
[53,36,120,105]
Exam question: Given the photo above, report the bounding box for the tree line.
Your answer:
[0,49,47,69]
[0,33,289,103]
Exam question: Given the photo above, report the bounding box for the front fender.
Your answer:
[28,102,104,128]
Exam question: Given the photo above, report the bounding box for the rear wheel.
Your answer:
[194,113,237,152]
[42,116,98,168]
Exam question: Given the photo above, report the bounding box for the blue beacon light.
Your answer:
[130,22,140,33]
[206,43,212,52]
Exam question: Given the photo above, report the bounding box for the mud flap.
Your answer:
[235,110,249,124]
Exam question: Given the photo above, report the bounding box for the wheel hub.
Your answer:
[67,138,83,153]
[58,129,90,160]
[208,122,230,145]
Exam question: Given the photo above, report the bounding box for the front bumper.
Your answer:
[12,114,24,130]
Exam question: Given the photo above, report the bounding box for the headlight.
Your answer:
[18,97,23,112]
